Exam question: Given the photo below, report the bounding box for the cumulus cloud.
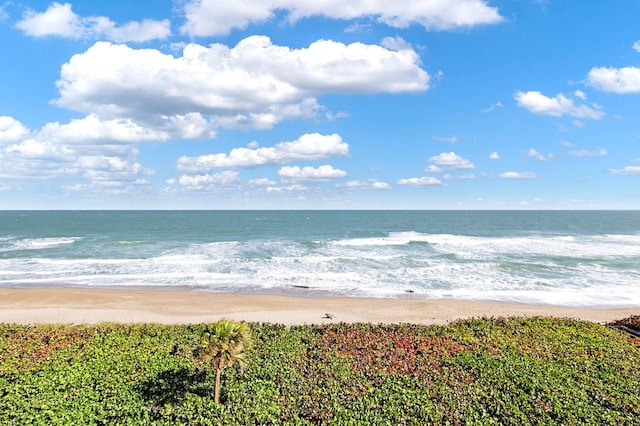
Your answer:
[3,138,73,161]
[369,181,391,189]
[265,184,308,193]
[397,176,442,186]
[526,148,553,161]
[249,178,276,186]
[73,155,154,182]
[0,133,153,193]
[38,114,172,145]
[514,91,604,119]
[427,152,474,171]
[278,165,347,181]
[177,133,348,172]
[54,37,428,130]
[443,173,475,180]
[15,2,170,42]
[608,166,640,175]
[325,111,350,121]
[586,67,640,94]
[0,115,157,191]
[180,0,504,37]
[340,179,390,189]
[567,148,607,157]
[0,116,30,142]
[634,41,640,52]
[489,152,500,160]
[178,171,240,189]
[499,171,537,179]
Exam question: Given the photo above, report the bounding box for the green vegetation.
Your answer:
[194,320,252,404]
[1,317,639,425]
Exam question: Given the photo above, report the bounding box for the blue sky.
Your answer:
[1,0,639,209]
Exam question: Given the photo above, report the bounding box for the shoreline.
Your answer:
[1,287,638,325]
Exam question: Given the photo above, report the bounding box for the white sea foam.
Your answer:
[383,232,640,258]
[332,231,432,246]
[5,237,82,251]
[2,228,639,307]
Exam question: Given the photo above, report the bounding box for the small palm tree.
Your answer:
[196,320,252,404]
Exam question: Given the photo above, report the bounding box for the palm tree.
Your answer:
[196,320,252,404]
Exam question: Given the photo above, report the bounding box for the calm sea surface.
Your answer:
[1,210,639,307]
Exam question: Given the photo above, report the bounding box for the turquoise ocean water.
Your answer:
[1,210,639,307]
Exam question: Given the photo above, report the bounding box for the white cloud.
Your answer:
[427,152,474,170]
[481,101,503,113]
[499,171,537,179]
[278,165,347,181]
[0,116,30,142]
[514,91,604,119]
[489,152,500,160]
[381,36,412,51]
[573,90,586,100]
[370,181,391,189]
[73,155,154,182]
[15,2,170,42]
[100,19,171,43]
[0,117,158,191]
[608,166,640,175]
[325,111,350,121]
[249,178,276,186]
[177,133,348,172]
[3,138,73,161]
[38,114,173,145]
[567,148,607,157]
[634,41,640,52]
[340,179,390,189]
[265,184,307,193]
[443,173,475,180]
[345,22,372,33]
[16,2,80,38]
[586,66,640,94]
[55,37,428,130]
[180,0,504,37]
[397,176,442,186]
[178,171,240,189]
[0,132,154,193]
[526,148,553,161]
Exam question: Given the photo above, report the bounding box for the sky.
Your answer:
[0,1,639,210]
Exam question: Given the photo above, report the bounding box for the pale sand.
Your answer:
[1,287,638,326]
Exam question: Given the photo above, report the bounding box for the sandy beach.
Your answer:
[0,287,638,325]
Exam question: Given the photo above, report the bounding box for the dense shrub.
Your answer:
[1,318,638,424]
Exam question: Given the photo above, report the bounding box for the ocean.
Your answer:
[1,210,639,307]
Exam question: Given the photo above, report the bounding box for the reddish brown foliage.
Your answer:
[1,327,90,371]
[317,326,468,376]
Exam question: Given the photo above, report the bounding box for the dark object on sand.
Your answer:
[323,313,334,319]
[609,315,640,338]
